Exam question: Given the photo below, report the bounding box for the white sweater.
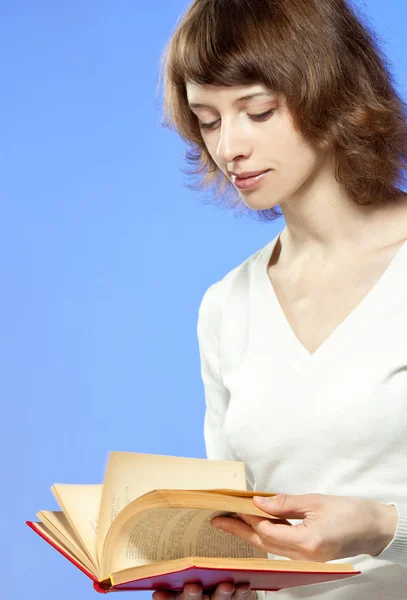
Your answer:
[197,230,407,599]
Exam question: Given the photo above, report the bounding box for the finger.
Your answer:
[233,582,253,600]
[249,517,306,550]
[212,514,303,555]
[153,592,178,600]
[253,494,320,519]
[236,513,292,527]
[211,582,235,600]
[153,583,202,600]
[212,517,264,550]
[183,582,203,600]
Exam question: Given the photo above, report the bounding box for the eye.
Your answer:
[250,109,275,122]
[198,109,274,131]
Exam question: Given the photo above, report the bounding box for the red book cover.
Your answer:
[26,521,361,594]
[110,565,359,592]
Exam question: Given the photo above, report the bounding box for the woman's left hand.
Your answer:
[211,493,398,562]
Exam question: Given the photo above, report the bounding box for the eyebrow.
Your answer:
[188,92,272,109]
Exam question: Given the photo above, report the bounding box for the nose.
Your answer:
[215,118,251,165]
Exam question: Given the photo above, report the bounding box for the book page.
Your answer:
[51,483,102,567]
[97,452,247,563]
[104,508,266,576]
[37,510,97,574]
[31,522,97,578]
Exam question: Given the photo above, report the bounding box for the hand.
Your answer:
[211,493,398,562]
[152,582,256,600]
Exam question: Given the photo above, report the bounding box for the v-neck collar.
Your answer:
[255,230,407,368]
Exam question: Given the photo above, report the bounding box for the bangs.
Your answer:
[168,0,290,93]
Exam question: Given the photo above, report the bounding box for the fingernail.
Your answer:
[186,584,202,596]
[220,585,234,595]
[238,586,251,594]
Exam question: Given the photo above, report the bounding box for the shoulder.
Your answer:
[198,241,270,319]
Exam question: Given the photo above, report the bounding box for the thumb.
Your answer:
[253,493,309,519]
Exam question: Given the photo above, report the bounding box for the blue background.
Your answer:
[2,1,406,599]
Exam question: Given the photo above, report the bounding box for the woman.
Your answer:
[154,0,407,598]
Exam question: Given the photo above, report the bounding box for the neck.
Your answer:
[277,156,407,263]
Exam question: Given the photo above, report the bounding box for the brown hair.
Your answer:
[157,0,407,222]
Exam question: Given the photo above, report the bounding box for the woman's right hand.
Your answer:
[152,582,256,600]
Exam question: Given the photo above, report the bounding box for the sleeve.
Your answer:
[197,282,274,600]
[375,502,407,565]
[197,281,237,461]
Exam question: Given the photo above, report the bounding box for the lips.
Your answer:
[233,169,270,190]
[233,170,270,179]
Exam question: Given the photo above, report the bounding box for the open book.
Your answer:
[27,452,360,593]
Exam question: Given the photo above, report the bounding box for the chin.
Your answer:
[241,197,280,211]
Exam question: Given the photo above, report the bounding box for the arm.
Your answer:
[197,283,263,600]
[197,281,237,462]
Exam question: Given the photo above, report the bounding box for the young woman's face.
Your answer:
[186,82,329,211]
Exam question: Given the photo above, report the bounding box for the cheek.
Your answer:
[278,141,322,186]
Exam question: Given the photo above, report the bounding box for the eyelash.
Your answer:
[198,110,274,130]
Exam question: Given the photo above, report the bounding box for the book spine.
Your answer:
[93,581,111,594]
